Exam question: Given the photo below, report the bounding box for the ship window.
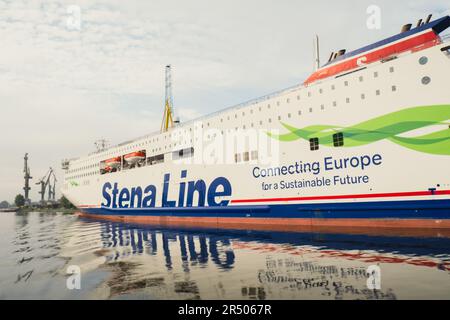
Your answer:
[333,101,337,107]
[297,95,300,100]
[147,154,164,165]
[268,118,272,123]
[344,81,348,86]
[288,113,291,118]
[421,76,431,85]
[331,85,335,90]
[251,150,258,160]
[359,76,363,82]
[243,152,249,162]
[278,116,281,120]
[376,89,380,96]
[333,132,344,147]
[391,85,397,91]
[346,98,350,103]
[309,138,319,151]
[178,147,193,159]
[267,104,270,109]
[235,153,241,163]
[309,108,313,113]
[259,120,263,125]
[390,67,394,73]
[321,104,324,110]
[374,71,378,78]
[319,88,323,94]
[361,94,365,100]
[286,98,290,103]
[277,101,280,106]
[250,109,253,114]
[307,92,311,97]
[298,110,302,115]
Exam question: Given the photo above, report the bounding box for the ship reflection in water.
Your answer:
[0,212,449,299]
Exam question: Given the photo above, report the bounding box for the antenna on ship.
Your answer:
[313,35,320,71]
[161,65,176,133]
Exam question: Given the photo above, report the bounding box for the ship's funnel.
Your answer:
[401,23,412,33]
[416,19,423,27]
[425,14,432,24]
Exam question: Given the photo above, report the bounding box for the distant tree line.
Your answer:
[0,200,10,208]
[3,194,76,209]
[60,195,76,209]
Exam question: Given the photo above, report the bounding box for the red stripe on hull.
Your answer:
[231,190,450,204]
[304,31,439,84]
[76,212,450,237]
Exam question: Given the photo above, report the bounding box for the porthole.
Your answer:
[419,56,428,65]
[421,76,431,85]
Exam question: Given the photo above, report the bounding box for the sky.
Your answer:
[0,0,449,203]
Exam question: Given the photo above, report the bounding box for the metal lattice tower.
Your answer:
[161,65,175,132]
[23,153,32,204]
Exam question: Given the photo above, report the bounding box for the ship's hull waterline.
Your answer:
[63,16,450,230]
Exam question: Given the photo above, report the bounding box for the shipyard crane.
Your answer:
[36,167,53,204]
[23,153,32,204]
[49,171,57,201]
[160,65,178,133]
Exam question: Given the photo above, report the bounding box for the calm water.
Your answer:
[0,211,449,300]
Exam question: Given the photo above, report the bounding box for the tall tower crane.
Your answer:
[160,65,177,133]
[50,171,57,201]
[23,153,32,204]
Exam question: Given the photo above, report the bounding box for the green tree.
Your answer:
[14,194,25,207]
[60,195,75,209]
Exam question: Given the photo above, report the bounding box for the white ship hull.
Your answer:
[62,17,450,229]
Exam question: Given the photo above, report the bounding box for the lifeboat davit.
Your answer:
[124,151,146,165]
[105,156,121,169]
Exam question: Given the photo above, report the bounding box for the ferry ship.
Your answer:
[62,15,450,229]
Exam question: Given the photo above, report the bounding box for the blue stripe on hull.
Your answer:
[83,199,450,219]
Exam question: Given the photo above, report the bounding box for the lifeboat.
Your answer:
[124,151,146,165]
[102,165,113,174]
[104,156,121,169]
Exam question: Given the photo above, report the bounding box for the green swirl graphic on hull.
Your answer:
[267,105,450,155]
